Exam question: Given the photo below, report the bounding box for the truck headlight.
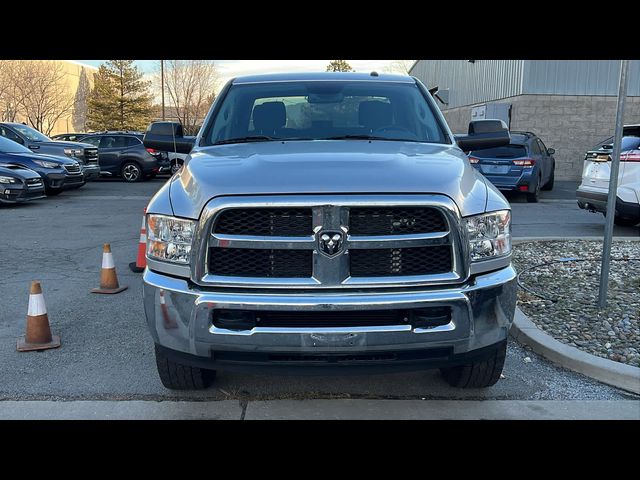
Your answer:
[465,210,511,261]
[146,214,196,264]
[0,175,18,184]
[64,148,82,157]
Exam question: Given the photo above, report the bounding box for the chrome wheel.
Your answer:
[121,163,141,182]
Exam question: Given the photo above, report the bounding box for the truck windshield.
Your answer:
[11,124,51,142]
[201,81,449,146]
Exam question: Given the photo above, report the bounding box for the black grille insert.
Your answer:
[212,347,453,364]
[350,245,452,277]
[214,208,312,236]
[349,207,447,235]
[212,307,451,330]
[209,248,312,277]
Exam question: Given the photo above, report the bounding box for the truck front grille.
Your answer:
[214,208,312,236]
[350,246,452,277]
[349,207,446,235]
[83,148,99,164]
[201,196,462,288]
[209,248,312,277]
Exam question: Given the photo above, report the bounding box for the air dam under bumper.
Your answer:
[143,266,517,371]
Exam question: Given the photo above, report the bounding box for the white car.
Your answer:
[577,126,640,227]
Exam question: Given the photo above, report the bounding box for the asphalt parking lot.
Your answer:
[0,177,637,403]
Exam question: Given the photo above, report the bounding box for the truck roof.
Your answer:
[231,71,416,84]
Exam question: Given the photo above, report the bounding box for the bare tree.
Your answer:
[156,60,220,135]
[384,60,416,75]
[15,61,74,135]
[0,61,25,122]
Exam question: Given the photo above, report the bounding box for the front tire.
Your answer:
[440,342,507,388]
[154,345,216,390]
[120,161,143,183]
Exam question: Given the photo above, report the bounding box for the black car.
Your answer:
[0,163,46,204]
[0,136,85,195]
[468,131,555,203]
[0,122,100,181]
[79,132,169,182]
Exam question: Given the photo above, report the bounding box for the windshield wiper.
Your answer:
[323,135,417,142]
[214,135,276,145]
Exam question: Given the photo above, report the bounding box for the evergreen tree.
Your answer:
[72,67,91,132]
[326,60,354,72]
[87,60,153,131]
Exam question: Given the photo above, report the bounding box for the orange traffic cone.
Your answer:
[129,208,147,273]
[17,281,61,352]
[159,289,178,329]
[91,243,128,294]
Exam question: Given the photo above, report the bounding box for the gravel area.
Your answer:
[513,240,640,367]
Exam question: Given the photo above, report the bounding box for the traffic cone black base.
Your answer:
[129,262,144,273]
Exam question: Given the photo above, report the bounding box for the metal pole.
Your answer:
[161,60,165,121]
[598,59,630,309]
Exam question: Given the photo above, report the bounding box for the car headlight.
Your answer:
[465,210,511,261]
[146,214,196,264]
[33,159,61,169]
[63,148,83,157]
[0,175,18,184]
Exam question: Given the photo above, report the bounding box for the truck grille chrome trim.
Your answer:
[193,195,469,289]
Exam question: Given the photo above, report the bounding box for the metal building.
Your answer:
[410,60,640,180]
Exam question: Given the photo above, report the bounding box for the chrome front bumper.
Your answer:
[143,265,517,363]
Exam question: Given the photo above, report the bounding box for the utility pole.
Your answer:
[598,59,629,309]
[161,60,165,121]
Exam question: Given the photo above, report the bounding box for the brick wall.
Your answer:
[439,94,640,180]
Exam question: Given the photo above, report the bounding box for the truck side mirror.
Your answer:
[455,119,510,151]
[143,121,195,154]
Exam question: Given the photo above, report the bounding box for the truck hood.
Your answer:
[166,140,498,219]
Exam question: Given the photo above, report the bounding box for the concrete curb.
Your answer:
[511,307,640,395]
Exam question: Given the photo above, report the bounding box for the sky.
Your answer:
[73,60,407,87]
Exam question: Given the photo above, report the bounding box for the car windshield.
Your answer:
[10,124,51,142]
[0,135,34,154]
[470,144,528,159]
[201,81,449,146]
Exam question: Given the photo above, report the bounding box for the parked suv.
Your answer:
[0,136,85,195]
[0,123,100,181]
[577,125,640,226]
[79,132,169,182]
[142,72,517,390]
[467,131,555,203]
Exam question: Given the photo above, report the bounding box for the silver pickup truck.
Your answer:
[142,72,516,390]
